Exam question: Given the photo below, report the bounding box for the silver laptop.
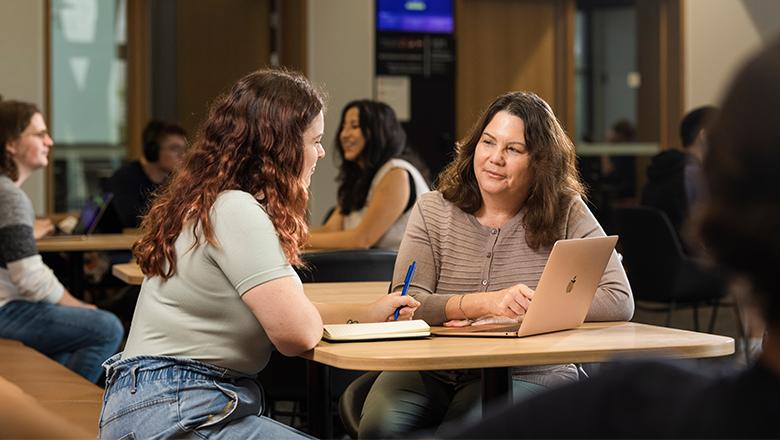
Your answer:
[431,235,618,338]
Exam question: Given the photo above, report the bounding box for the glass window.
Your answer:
[50,0,126,211]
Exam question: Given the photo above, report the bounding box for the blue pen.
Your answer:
[394,260,416,321]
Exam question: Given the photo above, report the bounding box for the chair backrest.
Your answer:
[614,207,686,302]
[296,249,398,283]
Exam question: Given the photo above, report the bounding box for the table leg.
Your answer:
[481,367,512,415]
[69,251,85,299]
[306,360,332,438]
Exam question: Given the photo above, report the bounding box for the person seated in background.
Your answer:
[104,119,187,230]
[308,100,429,250]
[440,37,780,440]
[600,119,638,205]
[0,98,123,383]
[99,69,420,439]
[357,91,633,439]
[642,106,719,237]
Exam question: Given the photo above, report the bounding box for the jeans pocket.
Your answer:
[177,379,237,431]
[178,378,263,432]
[197,382,239,429]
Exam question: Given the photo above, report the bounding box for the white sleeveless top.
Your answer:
[342,159,430,250]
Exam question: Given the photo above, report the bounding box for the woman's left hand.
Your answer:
[367,291,421,322]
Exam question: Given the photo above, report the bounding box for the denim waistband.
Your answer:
[104,353,255,390]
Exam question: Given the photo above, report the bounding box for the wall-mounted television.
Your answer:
[377,0,454,34]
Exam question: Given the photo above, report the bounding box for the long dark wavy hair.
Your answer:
[134,69,324,279]
[437,91,584,249]
[698,38,780,326]
[0,99,40,182]
[335,100,406,214]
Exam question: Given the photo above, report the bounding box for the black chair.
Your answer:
[258,249,397,433]
[614,207,735,333]
[338,371,380,439]
[296,249,398,283]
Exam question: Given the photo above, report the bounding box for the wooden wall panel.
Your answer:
[637,0,684,148]
[636,0,661,143]
[126,0,149,161]
[455,0,574,140]
[280,0,308,74]
[175,0,271,136]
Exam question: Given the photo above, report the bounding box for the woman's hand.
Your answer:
[33,218,54,239]
[57,289,96,309]
[485,284,534,319]
[365,291,421,322]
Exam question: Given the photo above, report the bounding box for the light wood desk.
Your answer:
[305,321,734,371]
[37,233,139,253]
[112,262,144,285]
[37,233,140,298]
[112,264,389,294]
[0,340,103,436]
[104,275,735,436]
[297,282,734,436]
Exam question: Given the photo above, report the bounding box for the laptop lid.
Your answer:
[431,235,618,338]
[72,193,114,235]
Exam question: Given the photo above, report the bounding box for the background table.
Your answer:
[112,262,144,285]
[37,233,139,297]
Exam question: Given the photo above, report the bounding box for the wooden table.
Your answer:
[37,233,139,298]
[0,340,103,437]
[112,262,144,285]
[112,264,391,299]
[37,233,139,253]
[296,282,735,437]
[104,276,736,436]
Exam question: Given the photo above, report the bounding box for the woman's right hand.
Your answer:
[33,218,55,239]
[57,289,96,309]
[366,292,421,322]
[484,283,534,319]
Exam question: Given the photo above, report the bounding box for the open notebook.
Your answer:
[322,319,430,341]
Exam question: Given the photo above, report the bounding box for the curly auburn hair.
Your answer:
[0,99,40,182]
[335,100,406,214]
[698,39,780,326]
[436,91,584,249]
[134,68,324,279]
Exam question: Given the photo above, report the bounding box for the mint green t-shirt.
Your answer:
[122,190,298,374]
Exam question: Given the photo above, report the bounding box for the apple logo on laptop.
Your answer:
[566,276,577,293]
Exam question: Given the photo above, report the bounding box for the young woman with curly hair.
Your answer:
[308,100,429,250]
[98,69,419,439]
[358,92,633,438]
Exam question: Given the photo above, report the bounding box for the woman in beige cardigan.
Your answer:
[358,91,634,439]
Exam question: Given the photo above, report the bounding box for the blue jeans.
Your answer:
[100,354,313,439]
[0,300,123,383]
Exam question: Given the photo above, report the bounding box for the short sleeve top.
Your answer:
[122,190,298,374]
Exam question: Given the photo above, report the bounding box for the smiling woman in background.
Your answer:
[308,100,429,250]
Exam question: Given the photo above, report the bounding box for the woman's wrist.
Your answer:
[458,294,470,320]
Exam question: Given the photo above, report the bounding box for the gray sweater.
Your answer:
[0,175,64,307]
[391,191,634,386]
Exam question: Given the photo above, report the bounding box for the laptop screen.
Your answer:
[73,193,113,235]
